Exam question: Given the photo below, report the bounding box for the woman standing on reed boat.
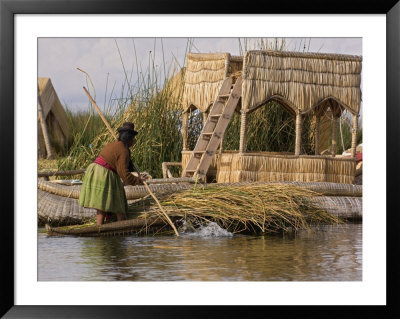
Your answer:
[78,122,144,225]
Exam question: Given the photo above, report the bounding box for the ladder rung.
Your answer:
[202,132,213,139]
[209,114,221,122]
[185,169,196,173]
[218,94,230,98]
[202,132,213,135]
[193,151,205,158]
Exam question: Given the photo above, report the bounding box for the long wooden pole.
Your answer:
[83,87,179,236]
[83,87,117,140]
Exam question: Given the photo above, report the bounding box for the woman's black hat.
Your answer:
[117,122,138,135]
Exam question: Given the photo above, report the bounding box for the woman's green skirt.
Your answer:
[78,163,127,215]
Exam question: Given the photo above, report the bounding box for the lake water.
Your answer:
[38,222,362,281]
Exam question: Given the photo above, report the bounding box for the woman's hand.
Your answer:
[140,171,152,180]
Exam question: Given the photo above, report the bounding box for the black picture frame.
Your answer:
[1,0,399,318]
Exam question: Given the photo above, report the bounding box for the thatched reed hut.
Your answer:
[38,77,69,158]
[180,50,362,184]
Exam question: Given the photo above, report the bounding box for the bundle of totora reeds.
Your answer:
[132,183,343,234]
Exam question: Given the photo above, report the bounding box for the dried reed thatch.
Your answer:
[216,152,356,184]
[308,196,362,220]
[140,183,347,234]
[160,66,186,102]
[45,216,168,237]
[181,53,243,115]
[38,77,70,156]
[38,189,96,226]
[182,53,230,112]
[228,55,244,77]
[242,50,362,115]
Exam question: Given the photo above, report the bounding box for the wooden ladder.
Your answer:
[182,76,242,181]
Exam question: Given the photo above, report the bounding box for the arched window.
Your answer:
[246,100,296,153]
[310,97,358,156]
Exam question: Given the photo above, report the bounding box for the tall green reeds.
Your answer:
[222,102,314,154]
[120,77,183,177]
[59,39,188,178]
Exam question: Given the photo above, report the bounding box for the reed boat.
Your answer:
[40,176,362,237]
[38,177,196,226]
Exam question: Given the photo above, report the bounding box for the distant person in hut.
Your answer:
[78,122,145,225]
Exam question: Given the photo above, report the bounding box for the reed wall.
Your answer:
[182,151,355,184]
[216,152,356,184]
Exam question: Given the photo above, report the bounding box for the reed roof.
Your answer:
[38,77,69,140]
[242,50,362,115]
[182,53,230,113]
[181,50,362,116]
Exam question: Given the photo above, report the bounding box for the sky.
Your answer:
[38,37,362,113]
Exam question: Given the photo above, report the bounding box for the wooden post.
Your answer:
[314,113,321,155]
[331,116,339,157]
[239,110,248,153]
[351,114,359,158]
[162,162,168,179]
[37,87,54,160]
[295,112,303,156]
[202,111,208,126]
[182,111,189,151]
[162,162,181,178]
[219,133,225,154]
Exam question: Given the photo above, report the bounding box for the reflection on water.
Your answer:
[38,223,362,281]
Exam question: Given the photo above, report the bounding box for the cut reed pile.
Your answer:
[137,183,342,234]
